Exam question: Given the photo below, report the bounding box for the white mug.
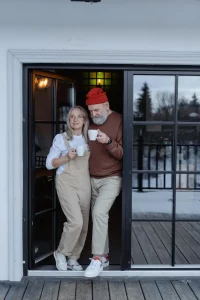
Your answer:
[88,129,98,141]
[76,145,85,156]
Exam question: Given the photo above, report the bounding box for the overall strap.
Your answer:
[62,132,71,149]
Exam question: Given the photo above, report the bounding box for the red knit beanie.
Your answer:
[86,88,108,105]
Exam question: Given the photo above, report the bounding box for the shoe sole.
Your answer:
[54,251,67,271]
[103,261,109,268]
[84,266,103,278]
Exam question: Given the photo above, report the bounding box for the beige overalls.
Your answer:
[55,133,91,260]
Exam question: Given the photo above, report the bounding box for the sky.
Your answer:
[133,75,200,111]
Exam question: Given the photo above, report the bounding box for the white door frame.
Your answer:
[7,49,200,281]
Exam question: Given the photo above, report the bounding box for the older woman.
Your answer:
[46,106,91,271]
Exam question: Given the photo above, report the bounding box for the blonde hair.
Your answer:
[66,106,89,142]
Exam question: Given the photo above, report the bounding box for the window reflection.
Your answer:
[133,76,175,121]
[175,221,200,264]
[132,187,173,219]
[35,76,53,121]
[133,125,173,171]
[177,126,200,172]
[178,76,200,122]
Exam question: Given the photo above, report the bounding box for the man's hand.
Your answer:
[96,129,110,144]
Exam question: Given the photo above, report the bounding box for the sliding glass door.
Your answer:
[124,71,200,268]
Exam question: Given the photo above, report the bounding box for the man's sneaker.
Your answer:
[67,259,83,271]
[54,251,67,271]
[84,258,103,278]
[102,255,109,268]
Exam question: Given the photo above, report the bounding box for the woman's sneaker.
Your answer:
[101,255,109,268]
[84,258,103,278]
[67,259,83,271]
[54,251,67,271]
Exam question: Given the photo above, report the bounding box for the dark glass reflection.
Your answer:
[35,124,53,162]
[35,174,54,213]
[133,76,175,121]
[133,125,174,171]
[178,76,200,122]
[35,124,54,213]
[35,76,53,121]
[177,126,200,173]
[57,80,74,133]
[34,212,54,260]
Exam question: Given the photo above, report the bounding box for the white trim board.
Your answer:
[28,270,200,278]
[7,48,200,281]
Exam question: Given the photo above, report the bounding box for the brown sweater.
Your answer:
[88,111,123,178]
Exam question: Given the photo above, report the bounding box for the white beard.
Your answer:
[92,110,108,125]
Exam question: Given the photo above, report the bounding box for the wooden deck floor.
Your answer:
[2,278,200,300]
[132,220,200,265]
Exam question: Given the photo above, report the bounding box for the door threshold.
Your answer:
[28,269,200,278]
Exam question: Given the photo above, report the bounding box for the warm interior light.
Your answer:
[35,77,52,89]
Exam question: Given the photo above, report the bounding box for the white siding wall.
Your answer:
[0,0,200,281]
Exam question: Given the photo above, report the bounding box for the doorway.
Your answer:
[26,68,124,270]
[24,65,200,274]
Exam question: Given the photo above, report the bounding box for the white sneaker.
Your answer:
[67,259,83,271]
[101,256,109,268]
[84,258,103,278]
[54,251,67,271]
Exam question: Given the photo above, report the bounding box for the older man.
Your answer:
[84,87,123,277]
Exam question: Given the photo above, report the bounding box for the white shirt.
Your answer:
[46,132,88,174]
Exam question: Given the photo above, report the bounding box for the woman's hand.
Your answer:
[66,148,77,160]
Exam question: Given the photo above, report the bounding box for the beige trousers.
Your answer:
[91,176,122,255]
[56,134,91,260]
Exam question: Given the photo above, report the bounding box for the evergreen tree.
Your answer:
[136,82,152,120]
[190,93,199,112]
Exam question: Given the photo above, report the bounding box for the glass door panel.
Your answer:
[175,76,200,265]
[130,74,175,267]
[57,80,75,133]
[178,76,200,122]
[29,71,75,268]
[133,75,175,121]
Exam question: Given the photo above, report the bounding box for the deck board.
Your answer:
[131,226,147,264]
[22,280,44,300]
[3,279,200,300]
[132,222,160,264]
[40,281,59,300]
[131,220,200,265]
[150,222,188,264]
[76,281,92,300]
[156,281,180,300]
[58,281,76,300]
[160,222,200,264]
[4,283,28,300]
[125,281,145,300]
[140,222,171,264]
[0,284,10,300]
[172,280,198,300]
[140,281,163,300]
[93,281,109,300]
[109,282,127,300]
[188,280,200,300]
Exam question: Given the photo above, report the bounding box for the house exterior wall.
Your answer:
[0,0,200,281]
